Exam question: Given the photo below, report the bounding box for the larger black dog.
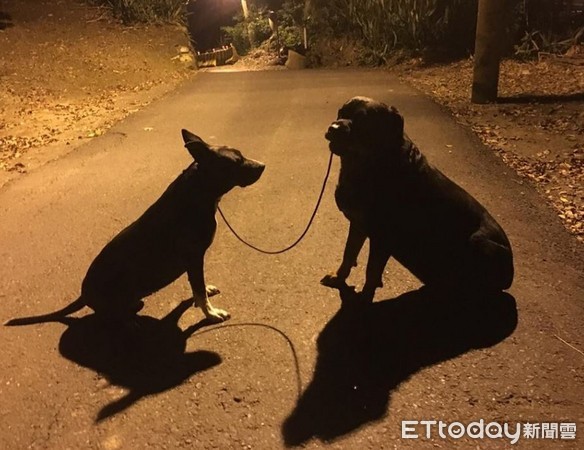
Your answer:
[321,96,513,301]
[6,129,265,326]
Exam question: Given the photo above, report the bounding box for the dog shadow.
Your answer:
[58,299,221,422]
[282,286,518,446]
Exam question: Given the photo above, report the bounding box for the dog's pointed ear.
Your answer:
[182,129,212,162]
[182,129,205,145]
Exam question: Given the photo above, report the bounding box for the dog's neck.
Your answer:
[180,165,234,200]
[337,136,426,191]
[397,137,425,171]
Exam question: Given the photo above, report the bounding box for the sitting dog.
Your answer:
[321,96,513,301]
[6,129,265,326]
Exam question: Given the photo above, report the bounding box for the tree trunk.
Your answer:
[471,0,508,103]
[241,0,255,49]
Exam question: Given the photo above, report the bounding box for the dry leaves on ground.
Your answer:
[0,0,194,184]
[402,57,584,242]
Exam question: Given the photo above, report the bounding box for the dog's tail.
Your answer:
[4,296,87,326]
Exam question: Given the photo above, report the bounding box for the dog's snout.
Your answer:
[325,119,352,141]
[254,162,266,178]
[325,126,337,141]
[248,159,265,173]
[239,158,265,187]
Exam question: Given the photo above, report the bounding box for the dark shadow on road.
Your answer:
[0,12,13,30]
[497,92,584,104]
[58,299,221,422]
[282,286,517,446]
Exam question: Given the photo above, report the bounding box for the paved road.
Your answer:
[1,70,582,449]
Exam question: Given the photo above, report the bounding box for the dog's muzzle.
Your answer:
[325,119,352,141]
[239,159,265,187]
[325,119,352,155]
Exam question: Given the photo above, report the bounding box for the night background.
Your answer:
[186,0,287,51]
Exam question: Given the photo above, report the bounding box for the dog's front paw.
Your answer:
[205,306,231,324]
[321,274,348,289]
[194,294,229,323]
[206,285,220,297]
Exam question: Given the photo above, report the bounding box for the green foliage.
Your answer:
[91,0,186,24]
[276,0,304,49]
[221,21,250,55]
[222,1,306,54]
[248,9,273,47]
[224,0,477,59]
[221,6,272,55]
[223,0,582,64]
[277,25,304,50]
[308,0,477,58]
[511,0,583,59]
[514,27,584,60]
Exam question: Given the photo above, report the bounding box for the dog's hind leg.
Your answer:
[466,230,514,292]
[321,222,366,289]
[87,295,144,328]
[187,252,230,323]
[461,226,514,292]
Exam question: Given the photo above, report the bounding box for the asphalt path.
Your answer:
[1,69,583,449]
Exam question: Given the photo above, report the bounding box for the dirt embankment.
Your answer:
[0,0,194,186]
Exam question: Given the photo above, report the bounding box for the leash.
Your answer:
[217,152,334,254]
[191,322,302,400]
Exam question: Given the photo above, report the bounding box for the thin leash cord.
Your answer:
[191,322,302,400]
[217,152,334,255]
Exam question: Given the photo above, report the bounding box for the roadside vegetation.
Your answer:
[85,1,582,65]
[88,0,186,24]
[222,1,582,63]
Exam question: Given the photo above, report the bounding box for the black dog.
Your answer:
[321,96,513,301]
[6,130,265,326]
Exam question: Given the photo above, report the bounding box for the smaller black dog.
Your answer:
[6,130,265,326]
[322,96,514,301]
